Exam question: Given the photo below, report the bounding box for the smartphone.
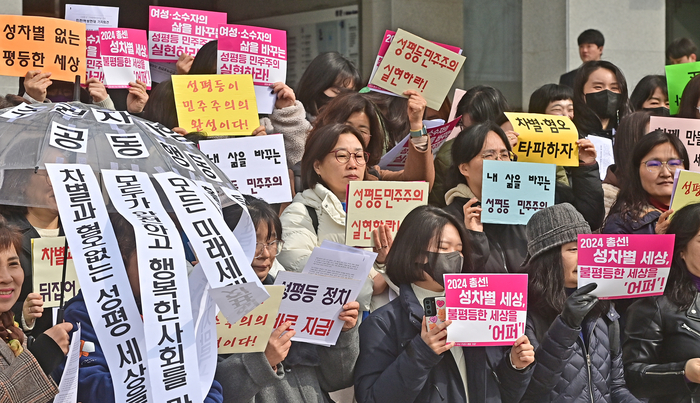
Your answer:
[424,297,446,332]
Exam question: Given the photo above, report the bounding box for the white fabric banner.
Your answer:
[188,264,219,399]
[103,169,202,403]
[154,172,269,324]
[47,163,152,403]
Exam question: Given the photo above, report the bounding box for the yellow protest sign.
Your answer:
[171,74,259,136]
[369,29,465,110]
[0,15,86,82]
[670,170,700,216]
[216,285,284,354]
[506,112,579,166]
[31,237,81,308]
[345,181,429,247]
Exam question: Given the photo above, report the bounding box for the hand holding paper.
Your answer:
[339,301,360,332]
[22,293,44,327]
[577,138,598,165]
[272,82,296,109]
[462,198,483,232]
[371,225,394,264]
[405,90,427,130]
[265,321,295,368]
[24,70,52,103]
[510,335,535,369]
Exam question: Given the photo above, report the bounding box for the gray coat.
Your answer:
[215,326,359,403]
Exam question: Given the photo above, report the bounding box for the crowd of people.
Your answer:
[2,25,700,403]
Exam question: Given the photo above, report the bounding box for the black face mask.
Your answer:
[585,89,621,120]
[315,93,333,113]
[422,251,464,287]
[643,106,670,117]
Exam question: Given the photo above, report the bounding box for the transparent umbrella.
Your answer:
[0,101,239,210]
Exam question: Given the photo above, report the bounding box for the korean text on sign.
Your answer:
[345,181,429,247]
[505,112,579,166]
[665,61,700,115]
[148,6,227,62]
[379,116,461,171]
[369,29,466,110]
[367,29,462,97]
[171,74,259,136]
[577,234,675,299]
[216,285,284,354]
[65,5,118,83]
[651,116,700,172]
[0,15,86,82]
[444,273,528,347]
[670,170,700,218]
[199,134,291,204]
[217,24,287,87]
[99,28,151,89]
[480,160,556,225]
[275,271,362,346]
[31,236,80,309]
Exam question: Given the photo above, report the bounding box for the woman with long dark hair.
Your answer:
[573,60,630,136]
[677,75,700,119]
[629,75,668,115]
[603,111,653,216]
[604,130,689,234]
[623,202,700,402]
[521,204,639,402]
[430,85,511,207]
[354,205,534,402]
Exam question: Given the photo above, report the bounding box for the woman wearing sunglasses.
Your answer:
[603,130,689,235]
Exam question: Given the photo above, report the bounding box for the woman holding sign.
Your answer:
[354,205,534,402]
[0,215,73,403]
[624,203,700,402]
[444,122,600,273]
[520,203,639,403]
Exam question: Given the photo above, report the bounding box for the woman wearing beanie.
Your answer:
[623,202,700,403]
[520,203,640,403]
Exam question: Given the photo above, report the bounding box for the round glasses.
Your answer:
[642,159,683,174]
[481,150,513,161]
[255,239,284,258]
[329,150,369,166]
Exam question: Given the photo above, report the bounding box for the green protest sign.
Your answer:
[665,61,700,115]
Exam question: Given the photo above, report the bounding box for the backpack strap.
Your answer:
[305,205,319,235]
[608,317,621,356]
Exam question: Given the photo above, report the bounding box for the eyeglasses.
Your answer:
[329,150,369,166]
[481,151,513,161]
[642,159,684,173]
[255,239,284,258]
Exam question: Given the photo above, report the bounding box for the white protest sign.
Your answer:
[49,121,88,154]
[47,163,152,403]
[55,323,81,403]
[154,171,269,325]
[445,273,528,346]
[199,135,291,204]
[275,271,361,346]
[578,234,674,299]
[481,160,556,225]
[378,117,461,171]
[587,135,614,180]
[103,170,201,403]
[65,4,119,31]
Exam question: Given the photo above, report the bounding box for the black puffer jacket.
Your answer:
[521,308,640,403]
[623,293,700,403]
[355,284,532,403]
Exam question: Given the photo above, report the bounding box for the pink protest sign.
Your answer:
[379,116,461,171]
[444,273,527,347]
[577,234,675,299]
[85,30,103,83]
[217,24,287,86]
[148,6,226,62]
[650,116,700,172]
[367,30,462,95]
[99,28,151,89]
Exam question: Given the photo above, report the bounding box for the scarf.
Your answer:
[0,311,24,356]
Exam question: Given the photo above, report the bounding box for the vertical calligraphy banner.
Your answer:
[47,163,152,403]
[103,169,202,403]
